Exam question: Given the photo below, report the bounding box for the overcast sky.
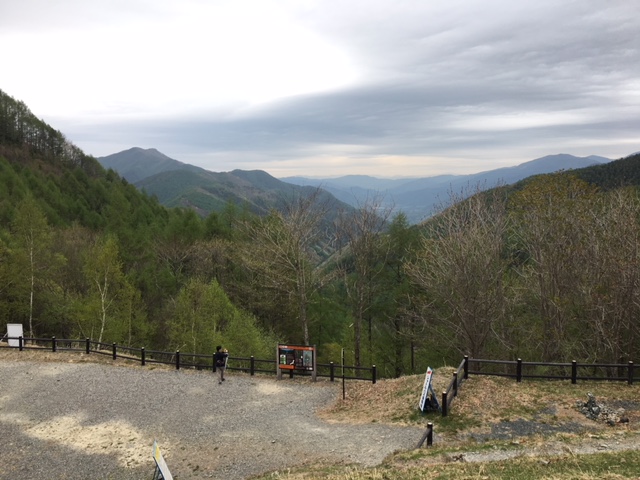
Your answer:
[2,0,639,178]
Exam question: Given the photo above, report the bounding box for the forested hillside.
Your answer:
[0,89,280,360]
[2,88,640,379]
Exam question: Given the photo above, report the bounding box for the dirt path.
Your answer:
[0,350,423,479]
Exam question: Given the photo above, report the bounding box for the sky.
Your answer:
[2,0,639,178]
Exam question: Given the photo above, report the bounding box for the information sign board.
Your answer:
[277,344,316,380]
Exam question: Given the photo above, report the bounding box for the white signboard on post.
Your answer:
[7,324,23,348]
[418,367,434,411]
[152,440,173,480]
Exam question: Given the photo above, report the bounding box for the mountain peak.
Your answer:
[98,147,204,183]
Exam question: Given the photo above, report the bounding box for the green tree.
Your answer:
[380,212,421,376]
[168,278,234,354]
[82,235,131,344]
[11,195,54,337]
[336,195,393,366]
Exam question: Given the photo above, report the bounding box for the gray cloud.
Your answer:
[30,0,640,176]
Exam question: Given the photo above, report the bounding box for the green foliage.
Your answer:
[168,278,279,357]
[218,310,280,360]
[168,278,231,354]
[78,234,150,346]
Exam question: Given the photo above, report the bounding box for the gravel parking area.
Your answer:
[0,354,423,479]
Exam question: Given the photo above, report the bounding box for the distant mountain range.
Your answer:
[99,148,611,223]
[282,154,611,222]
[98,147,350,218]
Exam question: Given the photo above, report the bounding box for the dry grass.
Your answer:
[318,367,454,425]
[320,367,640,433]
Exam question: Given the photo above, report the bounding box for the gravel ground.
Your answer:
[0,356,423,480]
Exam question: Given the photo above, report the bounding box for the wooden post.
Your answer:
[176,350,180,370]
[330,362,335,382]
[441,391,448,417]
[415,422,434,449]
[85,338,90,354]
[52,336,56,352]
[463,355,469,379]
[372,365,377,384]
[250,356,255,376]
[571,360,577,384]
[141,347,146,366]
[629,361,634,385]
[516,358,522,383]
[453,372,458,397]
[342,349,345,400]
[19,336,23,351]
[112,343,117,360]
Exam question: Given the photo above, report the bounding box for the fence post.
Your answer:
[372,365,377,384]
[571,360,577,384]
[85,338,90,354]
[52,336,56,352]
[141,347,146,366]
[463,355,469,379]
[212,353,216,373]
[176,351,180,370]
[453,372,458,397]
[415,422,434,449]
[330,362,335,382]
[441,391,448,417]
[112,343,117,360]
[629,361,634,385]
[516,358,522,383]
[19,336,23,351]
[250,356,255,376]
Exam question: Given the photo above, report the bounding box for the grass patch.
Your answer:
[251,449,640,479]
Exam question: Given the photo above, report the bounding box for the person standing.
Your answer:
[215,345,229,384]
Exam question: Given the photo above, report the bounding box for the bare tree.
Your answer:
[406,187,510,358]
[510,175,597,361]
[241,187,335,345]
[580,188,640,364]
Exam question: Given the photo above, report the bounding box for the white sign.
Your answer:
[152,440,173,480]
[7,324,23,348]
[418,367,433,411]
